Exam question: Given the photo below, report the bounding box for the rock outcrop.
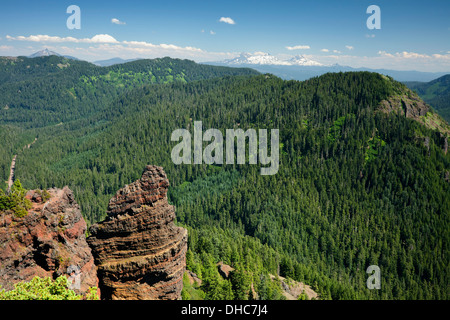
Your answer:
[378,92,429,120]
[0,187,98,296]
[217,261,234,279]
[268,274,319,300]
[87,165,187,300]
[378,89,450,137]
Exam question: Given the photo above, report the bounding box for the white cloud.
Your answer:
[3,32,241,62]
[6,33,217,57]
[111,18,126,25]
[401,51,428,59]
[89,34,119,43]
[345,45,354,50]
[7,34,77,43]
[210,30,216,35]
[286,45,310,50]
[320,48,329,52]
[365,34,376,38]
[377,50,394,58]
[310,50,450,72]
[201,29,205,33]
[432,53,450,60]
[78,42,237,62]
[219,17,236,25]
[377,50,439,59]
[375,51,450,67]
[333,49,342,54]
[6,34,118,44]
[122,40,204,53]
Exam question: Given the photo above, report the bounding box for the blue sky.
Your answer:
[1,0,449,71]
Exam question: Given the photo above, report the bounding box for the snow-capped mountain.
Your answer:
[224,52,289,65]
[223,52,323,66]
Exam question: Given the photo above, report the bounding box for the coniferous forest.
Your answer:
[0,56,449,300]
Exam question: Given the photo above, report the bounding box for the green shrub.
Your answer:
[0,276,100,300]
[36,189,51,202]
[0,180,32,217]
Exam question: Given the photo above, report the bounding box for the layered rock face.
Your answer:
[87,165,187,300]
[0,187,98,295]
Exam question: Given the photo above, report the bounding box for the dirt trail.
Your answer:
[7,155,17,191]
[6,138,37,192]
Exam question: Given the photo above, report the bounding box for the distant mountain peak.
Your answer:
[223,52,323,66]
[224,52,287,66]
[28,49,79,61]
[28,48,61,58]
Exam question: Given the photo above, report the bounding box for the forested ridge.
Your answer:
[0,56,449,300]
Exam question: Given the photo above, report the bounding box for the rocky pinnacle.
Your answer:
[87,165,188,300]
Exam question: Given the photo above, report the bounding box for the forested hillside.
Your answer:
[0,56,258,128]
[0,56,449,300]
[405,74,450,122]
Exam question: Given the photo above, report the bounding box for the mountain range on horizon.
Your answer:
[26,49,136,67]
[208,52,450,82]
[17,49,450,83]
[26,49,324,67]
[92,57,140,67]
[222,52,324,67]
